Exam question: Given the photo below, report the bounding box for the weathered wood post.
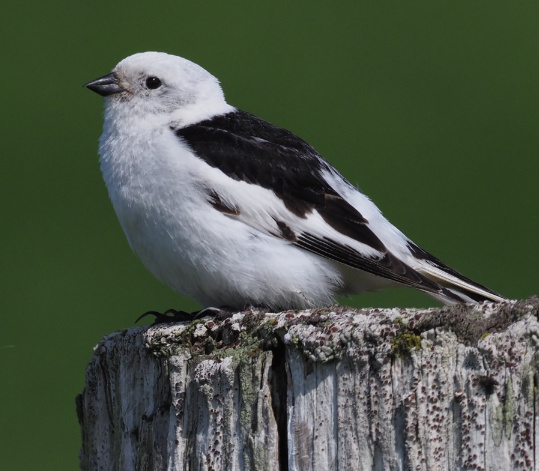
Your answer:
[78,297,539,470]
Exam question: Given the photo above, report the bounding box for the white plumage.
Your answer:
[86,51,505,310]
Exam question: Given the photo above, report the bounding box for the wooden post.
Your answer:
[77,297,539,471]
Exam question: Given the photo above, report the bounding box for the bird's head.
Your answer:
[85,52,232,125]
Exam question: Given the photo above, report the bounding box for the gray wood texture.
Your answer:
[78,297,539,470]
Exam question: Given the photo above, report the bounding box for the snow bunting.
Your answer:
[85,52,505,311]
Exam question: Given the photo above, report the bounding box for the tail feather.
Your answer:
[406,241,506,305]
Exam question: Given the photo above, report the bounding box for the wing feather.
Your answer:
[174,109,504,303]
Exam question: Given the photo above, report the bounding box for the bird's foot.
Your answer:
[196,305,235,321]
[136,306,236,325]
[135,308,198,324]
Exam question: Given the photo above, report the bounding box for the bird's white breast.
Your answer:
[98,112,343,309]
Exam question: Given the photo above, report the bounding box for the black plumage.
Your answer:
[174,110,501,303]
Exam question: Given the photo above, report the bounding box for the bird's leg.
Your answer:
[135,305,236,325]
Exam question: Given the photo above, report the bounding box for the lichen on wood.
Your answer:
[78,297,539,471]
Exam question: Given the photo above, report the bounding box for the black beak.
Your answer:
[84,73,124,97]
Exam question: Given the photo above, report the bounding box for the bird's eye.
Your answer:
[145,76,162,89]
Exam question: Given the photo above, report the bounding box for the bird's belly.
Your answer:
[112,191,342,310]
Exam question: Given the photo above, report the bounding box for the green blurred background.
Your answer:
[1,1,538,469]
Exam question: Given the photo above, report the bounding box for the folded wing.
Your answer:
[174,109,505,304]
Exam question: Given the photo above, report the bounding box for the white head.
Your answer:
[86,52,234,126]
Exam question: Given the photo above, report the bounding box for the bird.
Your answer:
[85,51,505,314]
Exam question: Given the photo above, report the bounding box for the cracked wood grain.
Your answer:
[78,297,539,471]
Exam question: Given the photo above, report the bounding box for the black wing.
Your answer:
[174,110,384,249]
[173,110,465,301]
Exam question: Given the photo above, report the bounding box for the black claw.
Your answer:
[196,306,235,321]
[135,309,198,325]
[135,305,237,325]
